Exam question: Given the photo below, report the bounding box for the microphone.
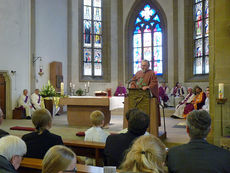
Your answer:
[127,78,138,84]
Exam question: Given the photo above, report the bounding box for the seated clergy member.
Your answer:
[120,135,167,173]
[0,135,27,173]
[22,109,63,159]
[159,82,170,107]
[42,145,76,173]
[167,110,230,173]
[31,89,41,110]
[104,108,150,167]
[84,110,109,165]
[17,89,31,119]
[183,85,206,118]
[202,86,209,112]
[0,108,9,138]
[168,82,186,107]
[114,82,127,96]
[171,87,194,119]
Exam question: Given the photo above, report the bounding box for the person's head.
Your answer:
[161,82,166,87]
[141,60,150,72]
[127,108,150,136]
[90,110,104,127]
[193,85,202,95]
[119,82,124,87]
[32,109,52,134]
[187,87,193,94]
[34,89,40,95]
[175,82,179,87]
[186,110,211,139]
[42,145,76,173]
[23,89,28,96]
[0,135,27,170]
[120,135,167,173]
[205,86,209,98]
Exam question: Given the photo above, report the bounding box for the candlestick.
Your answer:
[88,81,90,87]
[85,83,87,89]
[61,82,64,96]
[218,83,224,99]
[70,82,72,88]
[72,84,75,90]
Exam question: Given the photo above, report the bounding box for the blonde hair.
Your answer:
[32,109,52,134]
[90,110,104,126]
[42,145,76,173]
[120,135,167,173]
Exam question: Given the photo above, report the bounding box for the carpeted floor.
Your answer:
[0,108,189,147]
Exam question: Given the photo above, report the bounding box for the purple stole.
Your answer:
[179,93,192,106]
[38,94,41,104]
[24,96,28,103]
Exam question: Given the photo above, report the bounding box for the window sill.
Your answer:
[186,74,209,82]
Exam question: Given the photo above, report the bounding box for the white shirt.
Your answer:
[84,126,109,143]
[18,94,30,108]
[202,97,209,112]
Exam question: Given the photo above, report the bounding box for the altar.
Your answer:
[59,96,124,126]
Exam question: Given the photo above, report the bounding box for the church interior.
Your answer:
[0,0,230,171]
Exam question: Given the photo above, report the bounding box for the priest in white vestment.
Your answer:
[17,89,31,118]
[202,87,209,112]
[31,89,41,111]
[171,87,194,119]
[168,82,187,107]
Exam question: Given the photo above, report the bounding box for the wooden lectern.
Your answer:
[123,88,159,137]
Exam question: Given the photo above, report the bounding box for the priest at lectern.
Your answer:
[130,59,160,126]
[130,60,159,98]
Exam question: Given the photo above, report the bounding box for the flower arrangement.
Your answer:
[40,80,57,97]
[76,88,84,96]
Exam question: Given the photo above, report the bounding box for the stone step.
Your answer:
[160,107,175,117]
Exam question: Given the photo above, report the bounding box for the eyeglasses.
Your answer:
[63,167,77,173]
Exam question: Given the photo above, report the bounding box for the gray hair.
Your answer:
[186,110,211,139]
[141,59,150,66]
[0,135,27,161]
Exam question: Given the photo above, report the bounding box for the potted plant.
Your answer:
[76,88,84,96]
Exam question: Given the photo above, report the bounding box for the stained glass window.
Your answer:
[193,0,209,75]
[132,4,163,75]
[83,0,102,76]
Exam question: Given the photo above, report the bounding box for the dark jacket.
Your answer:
[22,129,63,159]
[104,131,142,167]
[0,129,9,138]
[167,139,230,173]
[0,155,18,173]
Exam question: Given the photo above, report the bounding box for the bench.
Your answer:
[63,139,105,166]
[18,157,103,173]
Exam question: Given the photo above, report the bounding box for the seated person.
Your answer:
[17,89,31,119]
[159,82,170,107]
[22,109,63,159]
[120,135,167,173]
[84,110,109,165]
[114,82,127,96]
[42,145,76,173]
[0,135,27,173]
[0,108,9,138]
[104,108,150,167]
[31,89,41,111]
[167,110,230,173]
[168,82,187,107]
[183,85,206,118]
[202,87,209,112]
[171,87,194,119]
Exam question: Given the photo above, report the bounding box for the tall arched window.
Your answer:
[193,0,209,75]
[132,4,164,75]
[83,0,103,77]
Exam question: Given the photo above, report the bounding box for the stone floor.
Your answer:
[0,107,189,148]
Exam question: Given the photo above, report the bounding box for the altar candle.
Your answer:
[61,82,64,95]
[218,83,224,99]
[85,83,87,89]
[72,84,75,89]
[70,82,72,88]
[88,81,90,87]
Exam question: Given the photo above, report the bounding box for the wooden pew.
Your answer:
[18,157,103,173]
[63,139,105,166]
